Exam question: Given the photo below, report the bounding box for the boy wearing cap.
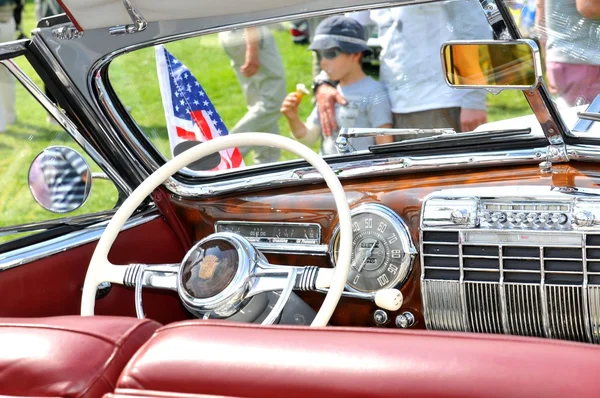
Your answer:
[280,16,392,155]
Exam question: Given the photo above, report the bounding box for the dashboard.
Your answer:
[173,161,600,336]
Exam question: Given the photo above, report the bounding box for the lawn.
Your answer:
[0,2,532,238]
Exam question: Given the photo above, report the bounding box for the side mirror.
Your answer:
[441,39,542,90]
[28,146,92,213]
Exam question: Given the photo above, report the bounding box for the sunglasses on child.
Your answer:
[316,48,343,60]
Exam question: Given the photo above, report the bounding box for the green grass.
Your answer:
[0,1,118,232]
[0,3,532,238]
[109,26,319,162]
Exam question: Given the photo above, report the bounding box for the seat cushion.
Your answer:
[0,315,161,398]
[112,320,600,398]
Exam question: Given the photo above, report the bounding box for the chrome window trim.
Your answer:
[163,147,549,198]
[4,38,134,195]
[0,211,159,272]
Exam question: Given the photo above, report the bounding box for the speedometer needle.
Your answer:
[357,241,378,273]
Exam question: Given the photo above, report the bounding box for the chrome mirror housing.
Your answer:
[441,39,543,91]
[28,146,92,213]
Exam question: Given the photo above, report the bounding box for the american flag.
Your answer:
[155,45,244,170]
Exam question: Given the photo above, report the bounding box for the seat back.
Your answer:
[0,316,160,398]
[111,320,600,398]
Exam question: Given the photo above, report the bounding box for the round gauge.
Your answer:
[331,203,416,293]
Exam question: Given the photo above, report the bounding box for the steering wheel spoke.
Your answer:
[122,263,180,291]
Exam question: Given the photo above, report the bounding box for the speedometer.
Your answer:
[331,203,416,292]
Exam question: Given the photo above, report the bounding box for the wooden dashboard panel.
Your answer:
[172,161,600,328]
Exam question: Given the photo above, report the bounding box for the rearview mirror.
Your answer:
[441,40,542,90]
[28,146,92,213]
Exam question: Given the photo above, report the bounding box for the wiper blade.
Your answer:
[337,127,456,153]
[369,128,533,154]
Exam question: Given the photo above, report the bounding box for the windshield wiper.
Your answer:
[369,128,534,154]
[336,127,456,153]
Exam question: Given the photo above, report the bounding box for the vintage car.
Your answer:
[1,0,600,396]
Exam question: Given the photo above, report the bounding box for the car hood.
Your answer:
[475,104,600,136]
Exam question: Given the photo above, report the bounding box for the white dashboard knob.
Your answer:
[374,289,403,311]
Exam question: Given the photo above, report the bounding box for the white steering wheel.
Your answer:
[81,133,351,327]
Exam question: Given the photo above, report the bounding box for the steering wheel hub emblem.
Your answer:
[180,238,240,300]
[177,233,258,318]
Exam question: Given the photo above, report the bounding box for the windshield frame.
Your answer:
[36,0,576,198]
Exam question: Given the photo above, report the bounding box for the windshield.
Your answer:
[108,0,552,174]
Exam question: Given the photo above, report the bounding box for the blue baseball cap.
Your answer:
[308,16,371,55]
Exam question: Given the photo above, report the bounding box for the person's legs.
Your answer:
[0,19,16,132]
[219,28,286,164]
[392,107,461,138]
[546,62,600,107]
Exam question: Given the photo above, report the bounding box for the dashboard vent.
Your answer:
[422,229,599,342]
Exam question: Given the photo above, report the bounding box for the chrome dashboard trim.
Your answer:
[0,211,159,272]
[213,221,326,255]
[582,233,593,342]
[254,244,329,255]
[566,144,600,161]
[164,147,549,198]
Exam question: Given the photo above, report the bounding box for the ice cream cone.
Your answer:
[295,83,310,101]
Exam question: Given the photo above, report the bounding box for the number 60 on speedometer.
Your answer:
[331,203,416,293]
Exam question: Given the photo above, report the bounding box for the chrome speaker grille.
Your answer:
[421,229,600,343]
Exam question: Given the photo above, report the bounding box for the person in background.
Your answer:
[35,0,63,124]
[35,0,62,23]
[0,0,17,133]
[219,26,286,165]
[314,0,492,137]
[280,16,393,155]
[13,0,24,39]
[535,0,600,107]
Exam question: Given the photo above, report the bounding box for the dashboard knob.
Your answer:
[514,213,526,223]
[557,213,569,225]
[395,311,416,328]
[574,211,594,227]
[374,289,403,311]
[526,212,538,223]
[373,309,388,326]
[493,212,506,223]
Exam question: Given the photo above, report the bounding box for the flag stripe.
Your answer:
[176,126,197,140]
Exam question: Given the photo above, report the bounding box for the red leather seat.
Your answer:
[111,320,600,398]
[0,316,160,398]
